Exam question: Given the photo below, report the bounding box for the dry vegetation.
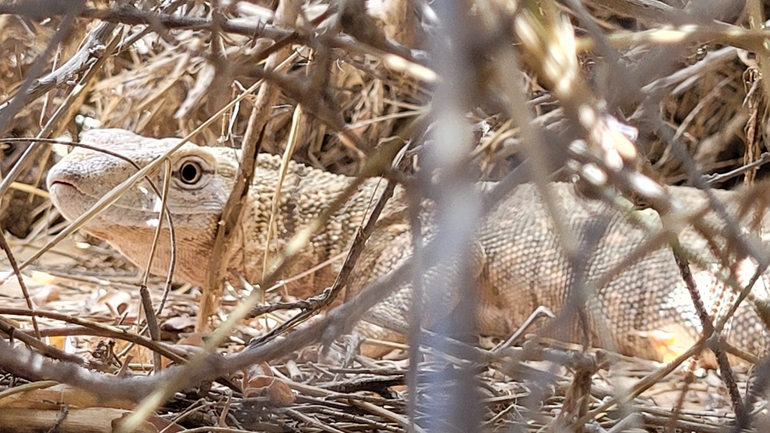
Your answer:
[1,0,770,432]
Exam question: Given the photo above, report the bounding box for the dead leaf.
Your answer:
[242,362,295,405]
[31,285,60,305]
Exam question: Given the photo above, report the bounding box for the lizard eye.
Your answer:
[175,159,204,186]
[179,161,202,184]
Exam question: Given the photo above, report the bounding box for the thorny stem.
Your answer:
[671,243,748,423]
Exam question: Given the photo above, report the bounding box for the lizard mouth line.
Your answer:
[49,180,84,195]
[50,180,76,189]
[49,180,210,215]
[49,180,102,204]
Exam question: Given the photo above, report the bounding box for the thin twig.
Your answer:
[0,230,40,338]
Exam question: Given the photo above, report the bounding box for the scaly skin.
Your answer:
[47,129,404,300]
[47,129,770,361]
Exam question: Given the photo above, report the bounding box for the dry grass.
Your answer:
[1,0,770,432]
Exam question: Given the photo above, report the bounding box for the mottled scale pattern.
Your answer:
[47,129,407,300]
[48,129,770,362]
[354,182,770,362]
[473,183,770,360]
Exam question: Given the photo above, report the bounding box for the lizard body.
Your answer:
[47,129,770,361]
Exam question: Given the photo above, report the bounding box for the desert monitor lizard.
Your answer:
[46,129,770,361]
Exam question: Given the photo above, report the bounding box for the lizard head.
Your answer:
[47,128,240,284]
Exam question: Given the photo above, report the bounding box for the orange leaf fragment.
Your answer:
[241,362,295,405]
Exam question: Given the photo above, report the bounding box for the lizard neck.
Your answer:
[233,154,399,294]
